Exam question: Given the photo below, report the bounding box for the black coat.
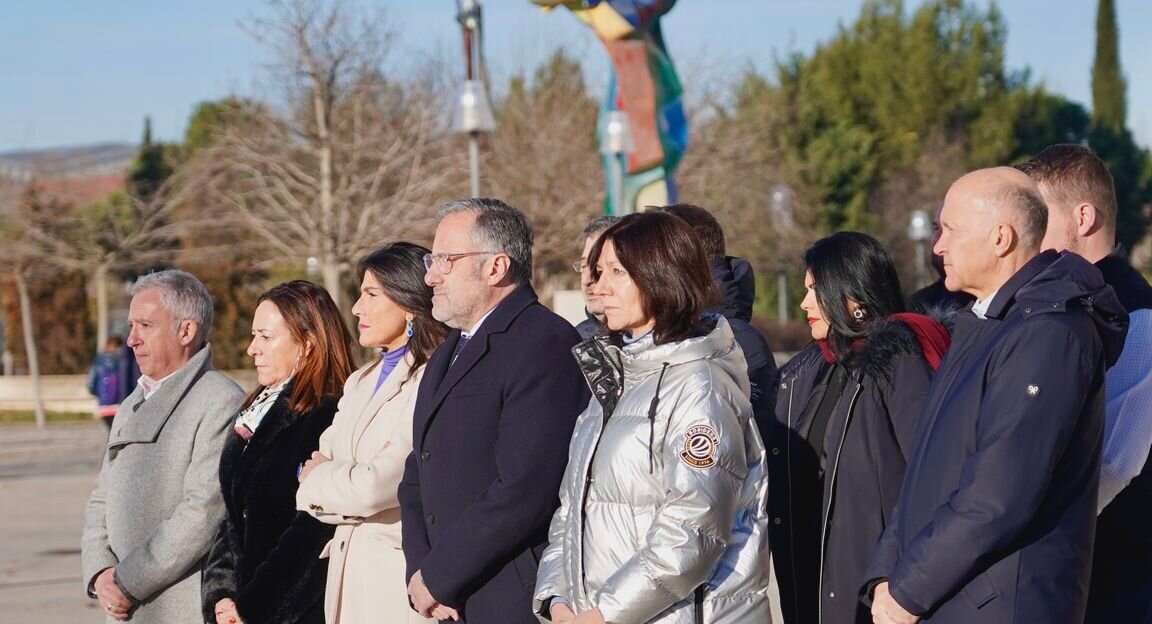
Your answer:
[398,284,589,624]
[1087,246,1152,623]
[770,318,937,624]
[202,391,339,624]
[864,251,1129,623]
[709,256,779,445]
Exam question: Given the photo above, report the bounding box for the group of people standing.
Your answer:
[79,142,1150,624]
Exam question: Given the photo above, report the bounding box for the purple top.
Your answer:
[373,345,408,395]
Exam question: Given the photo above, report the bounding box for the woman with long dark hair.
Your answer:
[203,280,356,624]
[296,242,448,624]
[534,211,772,624]
[768,232,950,624]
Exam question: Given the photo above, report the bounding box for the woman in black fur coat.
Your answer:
[202,281,355,624]
[767,233,951,624]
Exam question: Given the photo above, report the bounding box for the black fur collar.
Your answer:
[842,307,954,381]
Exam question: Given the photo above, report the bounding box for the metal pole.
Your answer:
[611,154,626,215]
[468,132,480,197]
[777,265,789,323]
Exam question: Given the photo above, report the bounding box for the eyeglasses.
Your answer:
[423,251,499,274]
[571,260,589,273]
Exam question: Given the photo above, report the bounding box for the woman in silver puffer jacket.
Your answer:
[534,211,773,624]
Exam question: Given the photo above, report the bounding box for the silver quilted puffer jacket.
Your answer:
[534,315,773,624]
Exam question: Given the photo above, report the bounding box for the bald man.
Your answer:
[861,168,1128,624]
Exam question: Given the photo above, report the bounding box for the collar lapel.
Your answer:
[416,284,538,442]
[109,345,214,448]
[351,355,413,455]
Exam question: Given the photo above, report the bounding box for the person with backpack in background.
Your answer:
[87,336,127,430]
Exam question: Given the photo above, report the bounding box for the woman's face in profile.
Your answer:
[591,240,654,338]
[247,300,305,388]
[351,271,410,351]
[801,270,831,341]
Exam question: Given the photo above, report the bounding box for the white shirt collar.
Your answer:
[461,306,498,339]
[972,289,999,319]
[137,371,177,400]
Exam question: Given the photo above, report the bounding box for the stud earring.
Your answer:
[405,319,414,338]
[852,308,865,321]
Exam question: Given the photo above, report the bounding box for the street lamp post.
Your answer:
[769,185,794,323]
[907,209,932,291]
[454,0,495,197]
[599,110,635,215]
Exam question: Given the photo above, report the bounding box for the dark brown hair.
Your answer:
[652,203,726,257]
[589,211,717,345]
[357,242,449,389]
[1015,143,1118,234]
[245,280,355,414]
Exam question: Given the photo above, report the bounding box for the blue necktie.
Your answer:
[450,336,470,365]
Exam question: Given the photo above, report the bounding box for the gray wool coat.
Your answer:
[82,344,244,624]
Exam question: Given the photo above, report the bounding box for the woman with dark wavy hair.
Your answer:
[296,242,448,624]
[768,232,950,624]
[203,280,355,624]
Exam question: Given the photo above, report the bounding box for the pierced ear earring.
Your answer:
[852,308,865,321]
[405,319,414,338]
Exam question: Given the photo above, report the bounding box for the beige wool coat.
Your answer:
[297,353,432,624]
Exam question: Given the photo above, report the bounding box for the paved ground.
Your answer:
[0,422,784,624]
[0,422,107,623]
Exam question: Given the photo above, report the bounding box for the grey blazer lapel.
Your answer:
[108,345,215,448]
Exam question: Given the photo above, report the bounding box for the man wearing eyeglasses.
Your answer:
[400,198,590,623]
[573,215,620,341]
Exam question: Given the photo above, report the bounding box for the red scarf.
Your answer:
[817,313,951,371]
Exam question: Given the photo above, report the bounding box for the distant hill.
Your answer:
[0,143,136,181]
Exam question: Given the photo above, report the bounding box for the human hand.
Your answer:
[214,598,244,624]
[431,604,461,621]
[871,582,919,624]
[550,601,576,623]
[407,570,438,618]
[298,451,330,482]
[572,607,605,624]
[94,567,132,621]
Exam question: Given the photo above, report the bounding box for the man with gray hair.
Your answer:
[82,269,244,623]
[573,215,619,340]
[400,198,589,623]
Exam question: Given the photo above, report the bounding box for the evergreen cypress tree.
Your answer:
[1091,0,1126,133]
[127,116,172,204]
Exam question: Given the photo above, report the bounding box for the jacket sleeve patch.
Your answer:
[680,425,720,469]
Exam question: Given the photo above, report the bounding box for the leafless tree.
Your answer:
[189,0,460,307]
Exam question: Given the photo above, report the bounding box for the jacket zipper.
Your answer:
[783,374,802,621]
[578,346,624,600]
[816,382,863,624]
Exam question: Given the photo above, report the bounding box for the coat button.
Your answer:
[426,513,436,526]
[773,517,782,525]
[242,510,248,520]
[421,450,431,461]
[771,447,780,455]
[829,591,836,598]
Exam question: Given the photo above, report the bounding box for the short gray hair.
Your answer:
[437,197,534,284]
[129,269,214,346]
[582,215,620,241]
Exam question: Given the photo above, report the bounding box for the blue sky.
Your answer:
[1,0,1149,152]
